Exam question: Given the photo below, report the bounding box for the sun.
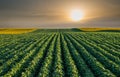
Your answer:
[70,9,84,21]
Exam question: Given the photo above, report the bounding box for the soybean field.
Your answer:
[0,29,120,77]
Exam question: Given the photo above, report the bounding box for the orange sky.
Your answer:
[0,0,120,28]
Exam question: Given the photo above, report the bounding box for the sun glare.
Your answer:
[70,9,84,21]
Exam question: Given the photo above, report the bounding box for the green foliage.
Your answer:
[0,29,120,77]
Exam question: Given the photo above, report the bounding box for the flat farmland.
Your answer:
[0,29,35,34]
[0,29,120,77]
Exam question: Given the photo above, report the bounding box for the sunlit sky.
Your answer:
[0,0,120,28]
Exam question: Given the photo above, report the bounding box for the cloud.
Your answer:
[0,0,120,28]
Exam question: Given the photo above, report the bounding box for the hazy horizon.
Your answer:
[0,0,120,28]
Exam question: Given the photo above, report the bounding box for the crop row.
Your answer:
[0,31,120,77]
